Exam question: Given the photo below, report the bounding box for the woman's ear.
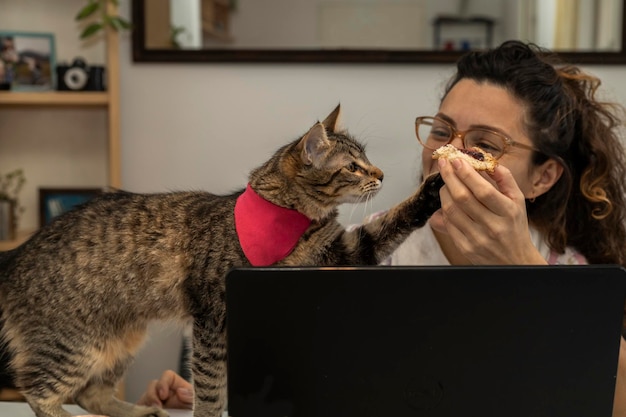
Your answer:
[530,158,564,199]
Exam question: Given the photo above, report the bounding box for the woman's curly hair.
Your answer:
[444,40,626,266]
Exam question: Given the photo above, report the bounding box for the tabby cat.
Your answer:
[0,105,444,417]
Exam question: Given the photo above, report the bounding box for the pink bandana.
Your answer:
[235,184,311,266]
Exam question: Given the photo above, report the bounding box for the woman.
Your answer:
[392,40,626,268]
[139,40,626,414]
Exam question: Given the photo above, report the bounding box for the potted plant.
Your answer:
[75,0,132,40]
[0,169,26,241]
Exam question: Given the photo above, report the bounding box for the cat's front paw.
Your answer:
[420,172,444,205]
[135,406,170,417]
[422,172,444,194]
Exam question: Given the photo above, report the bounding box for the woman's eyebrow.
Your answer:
[435,113,455,125]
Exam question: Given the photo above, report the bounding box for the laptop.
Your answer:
[225,265,626,417]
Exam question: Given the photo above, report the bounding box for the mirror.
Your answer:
[132,0,626,64]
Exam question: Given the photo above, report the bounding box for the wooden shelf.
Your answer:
[0,230,34,251]
[0,91,109,107]
[0,388,24,402]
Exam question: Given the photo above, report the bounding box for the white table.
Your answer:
[0,402,193,417]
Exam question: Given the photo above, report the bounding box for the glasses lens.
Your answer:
[464,130,506,159]
[416,118,451,149]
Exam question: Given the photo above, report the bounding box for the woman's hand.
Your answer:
[437,157,546,265]
[136,370,194,410]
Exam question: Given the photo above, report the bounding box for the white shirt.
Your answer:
[356,213,587,266]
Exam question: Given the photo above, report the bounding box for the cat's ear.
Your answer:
[300,122,331,166]
[321,104,341,133]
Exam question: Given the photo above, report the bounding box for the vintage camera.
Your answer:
[56,58,106,91]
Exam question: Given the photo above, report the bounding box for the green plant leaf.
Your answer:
[117,17,133,30]
[75,1,100,21]
[80,22,103,39]
[110,16,132,30]
[74,0,131,40]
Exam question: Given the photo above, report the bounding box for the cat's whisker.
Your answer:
[347,194,366,225]
[366,194,376,221]
[366,193,374,216]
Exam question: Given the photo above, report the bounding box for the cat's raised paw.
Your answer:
[421,172,445,198]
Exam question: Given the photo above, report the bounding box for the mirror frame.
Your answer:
[131,0,626,64]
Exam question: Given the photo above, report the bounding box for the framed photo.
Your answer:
[39,188,102,228]
[0,31,56,91]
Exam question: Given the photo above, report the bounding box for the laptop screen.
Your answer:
[225,265,626,417]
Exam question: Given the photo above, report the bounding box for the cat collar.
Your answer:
[234,184,311,266]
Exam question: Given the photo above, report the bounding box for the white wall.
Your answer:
[119,61,451,222]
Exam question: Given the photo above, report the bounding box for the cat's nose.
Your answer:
[372,168,384,182]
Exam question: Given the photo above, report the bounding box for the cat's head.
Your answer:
[250,104,384,220]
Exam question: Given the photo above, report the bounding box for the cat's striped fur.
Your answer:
[0,105,444,417]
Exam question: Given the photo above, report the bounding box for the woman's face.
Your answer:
[424,79,540,232]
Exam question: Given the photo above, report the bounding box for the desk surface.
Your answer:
[0,402,193,417]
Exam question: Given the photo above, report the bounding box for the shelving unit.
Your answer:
[0,4,121,252]
[0,230,33,251]
[0,3,126,401]
[0,91,109,106]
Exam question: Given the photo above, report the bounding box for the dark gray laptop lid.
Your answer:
[225,265,626,417]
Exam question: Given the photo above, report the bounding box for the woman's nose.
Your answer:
[449,133,465,149]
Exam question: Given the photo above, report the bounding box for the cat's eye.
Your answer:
[347,162,359,173]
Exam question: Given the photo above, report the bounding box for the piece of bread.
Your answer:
[431,144,498,174]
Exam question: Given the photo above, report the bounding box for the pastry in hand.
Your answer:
[432,144,498,174]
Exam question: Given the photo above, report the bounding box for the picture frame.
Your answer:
[0,31,56,91]
[39,188,102,228]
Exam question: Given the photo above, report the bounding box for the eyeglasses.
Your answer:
[415,116,537,160]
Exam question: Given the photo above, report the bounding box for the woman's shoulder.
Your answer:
[546,246,588,265]
[530,226,588,265]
